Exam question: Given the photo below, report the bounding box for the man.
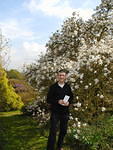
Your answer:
[46,69,73,150]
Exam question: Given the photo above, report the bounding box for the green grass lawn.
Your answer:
[0,111,47,150]
[0,111,71,150]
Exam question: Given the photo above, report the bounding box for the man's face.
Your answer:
[57,72,67,83]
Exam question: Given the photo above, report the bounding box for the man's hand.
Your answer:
[58,100,64,105]
[58,100,69,106]
[63,101,69,106]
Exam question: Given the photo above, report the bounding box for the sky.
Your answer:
[0,0,101,71]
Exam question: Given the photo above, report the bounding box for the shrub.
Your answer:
[0,67,24,111]
[21,100,50,126]
[9,79,37,104]
[66,115,113,150]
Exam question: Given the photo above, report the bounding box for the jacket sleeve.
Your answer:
[46,85,58,104]
[68,86,73,104]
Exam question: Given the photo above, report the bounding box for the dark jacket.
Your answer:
[46,82,73,114]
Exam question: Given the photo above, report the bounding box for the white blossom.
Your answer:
[89,83,92,86]
[84,85,88,89]
[94,78,99,84]
[75,85,79,89]
[79,73,84,79]
[76,96,79,100]
[100,95,104,99]
[76,102,81,107]
[74,134,79,139]
[75,118,78,121]
[97,94,100,97]
[83,123,87,126]
[101,107,106,112]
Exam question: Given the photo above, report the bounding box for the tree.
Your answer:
[23,0,113,148]
[6,69,37,104]
[0,66,24,111]
[9,78,37,104]
[0,30,10,68]
[24,0,113,103]
[83,0,113,46]
[6,69,25,80]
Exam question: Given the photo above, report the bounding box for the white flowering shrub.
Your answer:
[69,38,113,124]
[23,0,113,149]
[23,55,73,124]
[66,115,113,150]
[23,37,113,128]
[22,100,50,126]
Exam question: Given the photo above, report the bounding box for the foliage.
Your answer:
[24,0,113,124]
[0,67,24,111]
[23,0,113,149]
[66,115,113,150]
[6,69,37,104]
[9,79,37,104]
[6,69,25,80]
[21,99,50,126]
[69,38,113,124]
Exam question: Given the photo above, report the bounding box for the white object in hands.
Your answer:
[63,95,70,103]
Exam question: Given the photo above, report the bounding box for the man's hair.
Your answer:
[57,69,69,74]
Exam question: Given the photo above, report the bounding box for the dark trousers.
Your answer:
[47,112,69,150]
